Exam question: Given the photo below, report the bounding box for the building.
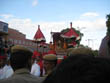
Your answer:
[0,21,8,35]
[0,21,49,53]
[0,21,8,41]
[8,28,37,51]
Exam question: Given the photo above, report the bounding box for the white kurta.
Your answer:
[31,62,40,77]
[0,65,14,79]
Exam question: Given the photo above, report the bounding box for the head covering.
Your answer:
[32,51,40,58]
[11,45,32,55]
[63,55,67,59]
[43,54,57,61]
[67,47,94,56]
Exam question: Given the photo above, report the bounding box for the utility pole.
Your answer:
[86,39,96,49]
[86,39,92,47]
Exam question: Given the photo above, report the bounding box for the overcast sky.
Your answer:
[0,0,110,50]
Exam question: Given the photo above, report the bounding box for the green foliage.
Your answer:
[92,50,98,56]
[106,14,110,23]
[78,44,86,48]
[106,14,110,35]
[61,28,70,34]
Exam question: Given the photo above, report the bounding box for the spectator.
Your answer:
[0,52,13,79]
[67,47,94,56]
[31,58,40,77]
[43,55,110,83]
[32,51,43,76]
[0,45,44,83]
[43,54,57,77]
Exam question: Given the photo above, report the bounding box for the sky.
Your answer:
[0,0,110,50]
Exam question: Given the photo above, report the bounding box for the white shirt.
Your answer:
[0,65,14,79]
[31,61,40,77]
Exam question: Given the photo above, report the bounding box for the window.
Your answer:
[14,39,17,44]
[19,40,21,44]
[30,42,32,45]
[23,41,25,45]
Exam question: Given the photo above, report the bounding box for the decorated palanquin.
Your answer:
[33,25,46,48]
[50,22,82,51]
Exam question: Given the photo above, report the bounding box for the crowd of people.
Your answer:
[0,14,110,83]
[0,43,59,83]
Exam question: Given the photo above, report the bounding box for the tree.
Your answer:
[92,50,98,56]
[106,14,110,28]
[106,14,110,35]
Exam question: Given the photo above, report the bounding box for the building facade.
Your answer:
[8,28,37,51]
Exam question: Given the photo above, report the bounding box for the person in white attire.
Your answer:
[0,56,13,79]
[31,59,40,77]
